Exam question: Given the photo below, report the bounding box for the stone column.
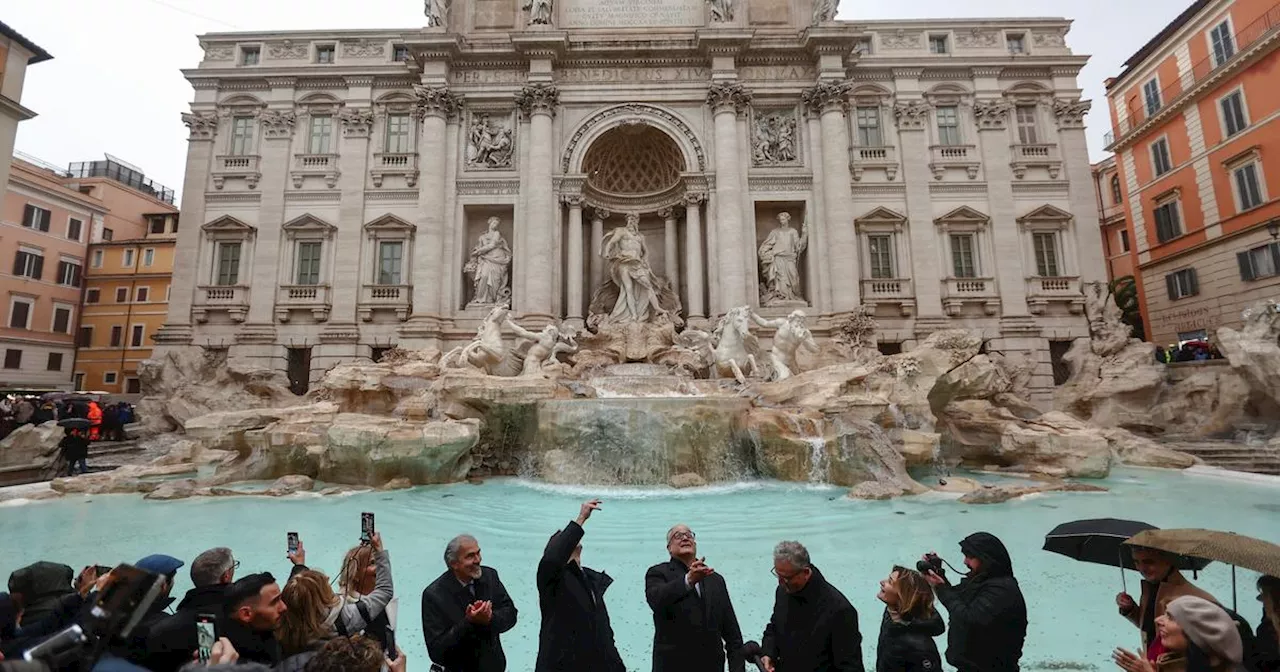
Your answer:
[660,207,679,290]
[974,99,1027,316]
[411,85,462,323]
[590,208,608,291]
[564,196,585,324]
[805,80,859,312]
[683,194,706,319]
[804,112,830,311]
[894,99,945,319]
[157,111,219,345]
[327,103,374,328]
[516,84,560,320]
[707,82,751,310]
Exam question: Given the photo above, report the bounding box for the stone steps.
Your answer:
[1168,442,1280,475]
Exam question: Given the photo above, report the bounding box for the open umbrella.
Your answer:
[1126,528,1280,610]
[57,418,92,429]
[1043,519,1211,592]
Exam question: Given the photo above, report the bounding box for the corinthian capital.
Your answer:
[1053,98,1091,129]
[339,107,375,138]
[802,80,851,116]
[259,110,298,140]
[414,85,463,121]
[181,112,218,141]
[972,99,1012,131]
[892,100,931,131]
[516,84,561,119]
[706,82,752,115]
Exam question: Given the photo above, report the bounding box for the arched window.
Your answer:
[1110,175,1123,204]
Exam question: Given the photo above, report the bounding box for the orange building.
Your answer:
[1091,156,1135,283]
[1105,0,1280,345]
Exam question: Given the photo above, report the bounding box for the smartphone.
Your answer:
[94,564,113,577]
[360,512,375,544]
[196,614,217,663]
[287,532,299,555]
[384,629,397,660]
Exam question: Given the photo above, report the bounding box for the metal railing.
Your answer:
[67,159,176,204]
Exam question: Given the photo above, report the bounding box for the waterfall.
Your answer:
[806,437,830,483]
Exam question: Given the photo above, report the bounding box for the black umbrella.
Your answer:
[1043,518,1212,592]
[57,418,92,429]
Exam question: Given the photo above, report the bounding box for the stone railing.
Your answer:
[291,154,340,188]
[212,155,261,189]
[850,145,899,181]
[358,284,411,322]
[861,278,915,316]
[193,285,249,323]
[1009,143,1062,179]
[928,145,980,179]
[371,153,419,187]
[275,284,331,322]
[1026,276,1084,315]
[941,277,999,316]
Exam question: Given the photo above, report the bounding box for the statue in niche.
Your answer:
[753,310,818,381]
[706,0,734,22]
[595,213,669,324]
[757,212,809,305]
[506,318,578,378]
[523,0,553,25]
[464,217,513,308]
[466,115,514,169]
[753,112,797,165]
[424,0,449,28]
[812,0,840,23]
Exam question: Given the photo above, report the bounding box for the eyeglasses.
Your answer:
[670,531,696,542]
[231,560,241,571]
[772,566,808,582]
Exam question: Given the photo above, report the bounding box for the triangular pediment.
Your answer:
[934,206,989,226]
[855,206,908,225]
[201,215,256,233]
[1017,204,1073,223]
[282,214,337,234]
[363,214,415,233]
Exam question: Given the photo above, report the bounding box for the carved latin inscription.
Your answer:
[562,0,703,28]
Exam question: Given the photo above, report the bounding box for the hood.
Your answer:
[177,584,228,611]
[0,593,17,639]
[8,561,75,599]
[960,532,1014,578]
[882,607,946,638]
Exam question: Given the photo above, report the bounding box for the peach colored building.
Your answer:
[0,22,52,202]
[1091,156,1135,283]
[1106,0,1280,345]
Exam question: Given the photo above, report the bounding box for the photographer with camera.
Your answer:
[921,532,1027,672]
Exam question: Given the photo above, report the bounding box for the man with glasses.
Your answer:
[645,524,746,672]
[759,541,864,672]
[144,547,240,672]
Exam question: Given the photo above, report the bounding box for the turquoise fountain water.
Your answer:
[1,468,1275,671]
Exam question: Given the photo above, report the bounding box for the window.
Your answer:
[126,378,141,394]
[13,249,43,280]
[231,116,254,156]
[52,306,71,334]
[123,249,135,267]
[4,350,21,370]
[868,234,895,279]
[855,107,882,146]
[936,106,962,146]
[104,371,118,385]
[86,289,100,304]
[115,287,128,303]
[46,353,63,372]
[1153,200,1182,243]
[1110,175,1123,204]
[1143,78,1162,116]
[241,46,260,66]
[296,242,322,285]
[57,261,82,287]
[9,299,31,329]
[393,45,410,62]
[136,287,150,302]
[950,234,977,278]
[377,241,404,285]
[1015,105,1039,145]
[130,325,145,348]
[1033,232,1061,277]
[1050,340,1073,386]
[22,204,50,232]
[102,228,113,242]
[1165,268,1199,300]
[67,218,83,242]
[1150,138,1173,176]
[1238,242,1280,281]
[929,35,949,54]
[1120,229,1130,253]
[110,326,123,347]
[308,115,333,154]
[73,372,85,390]
[1221,91,1247,137]
[385,114,411,153]
[143,248,155,267]
[1234,163,1264,211]
[150,218,168,235]
[216,242,242,286]
[1210,20,1235,67]
[77,326,93,348]
[92,250,103,268]
[1007,33,1026,54]
[316,44,335,64]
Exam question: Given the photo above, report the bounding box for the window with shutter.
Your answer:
[78,326,93,347]
[1234,163,1264,211]
[936,106,962,146]
[1143,78,1161,116]
[1166,268,1199,299]
[216,243,242,286]
[1154,201,1182,243]
[1238,251,1256,281]
[1239,242,1280,280]
[131,325,144,347]
[1033,232,1060,277]
[3,350,21,369]
[1016,106,1039,145]
[296,242,322,285]
[856,107,882,147]
[53,307,70,334]
[868,235,894,279]
[110,326,123,347]
[1221,91,1247,137]
[9,301,30,329]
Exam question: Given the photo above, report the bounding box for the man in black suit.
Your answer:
[645,524,746,672]
[421,534,518,672]
[760,541,864,672]
[535,499,626,672]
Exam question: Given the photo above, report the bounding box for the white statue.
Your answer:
[812,0,839,23]
[707,0,734,22]
[758,212,809,305]
[753,310,818,381]
[467,115,514,169]
[523,0,553,25]
[600,213,668,324]
[424,0,450,27]
[506,319,578,377]
[710,306,761,384]
[464,217,513,307]
[441,305,509,374]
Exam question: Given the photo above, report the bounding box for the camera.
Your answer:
[917,553,944,576]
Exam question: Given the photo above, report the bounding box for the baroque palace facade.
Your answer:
[157,0,1105,400]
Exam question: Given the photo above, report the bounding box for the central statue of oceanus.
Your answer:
[587,213,683,328]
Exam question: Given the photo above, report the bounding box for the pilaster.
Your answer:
[327,81,374,331]
[244,79,296,332]
[516,83,561,320]
[973,99,1028,316]
[157,111,218,345]
[1054,98,1106,284]
[409,84,462,331]
[893,92,945,320]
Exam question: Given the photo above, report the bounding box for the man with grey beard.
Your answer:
[421,534,518,672]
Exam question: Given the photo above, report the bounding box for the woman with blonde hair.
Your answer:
[876,565,945,671]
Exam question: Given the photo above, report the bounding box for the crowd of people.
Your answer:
[0,498,1277,672]
[0,395,135,443]
[1154,341,1226,364]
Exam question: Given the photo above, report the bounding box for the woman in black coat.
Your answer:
[876,566,944,672]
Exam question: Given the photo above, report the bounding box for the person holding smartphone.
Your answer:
[145,547,239,672]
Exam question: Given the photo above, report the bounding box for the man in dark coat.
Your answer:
[144,547,238,672]
[645,523,745,672]
[535,499,625,672]
[218,572,287,666]
[759,541,863,672]
[421,534,519,672]
[924,532,1028,672]
[7,561,75,626]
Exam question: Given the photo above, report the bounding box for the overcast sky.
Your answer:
[8,0,1187,197]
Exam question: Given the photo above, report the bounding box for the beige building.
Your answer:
[157,0,1106,403]
[0,21,52,203]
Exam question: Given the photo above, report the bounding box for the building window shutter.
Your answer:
[31,255,43,280]
[12,254,24,276]
[1239,251,1257,281]
[1271,242,1280,274]
[1188,269,1199,296]
[1165,273,1177,299]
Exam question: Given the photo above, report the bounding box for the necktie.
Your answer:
[467,582,476,597]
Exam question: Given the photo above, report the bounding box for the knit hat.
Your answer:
[1165,595,1243,664]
